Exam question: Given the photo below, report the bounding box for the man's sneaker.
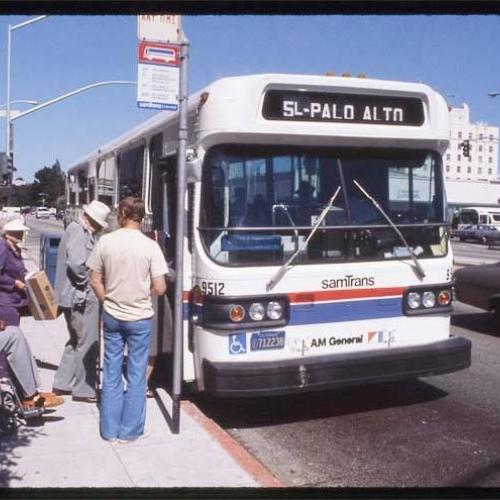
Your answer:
[72,395,98,403]
[117,430,150,444]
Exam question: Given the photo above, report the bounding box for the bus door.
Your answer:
[150,153,178,360]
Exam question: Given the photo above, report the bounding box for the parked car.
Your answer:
[35,207,50,219]
[475,224,500,245]
[454,262,500,318]
[453,224,500,244]
[482,226,500,247]
[452,224,477,242]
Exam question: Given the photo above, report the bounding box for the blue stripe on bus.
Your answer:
[288,297,403,325]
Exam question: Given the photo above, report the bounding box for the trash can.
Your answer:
[39,232,62,288]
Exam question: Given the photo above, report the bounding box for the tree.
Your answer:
[31,160,65,207]
[9,184,32,207]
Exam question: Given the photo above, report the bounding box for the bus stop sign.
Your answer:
[138,15,180,43]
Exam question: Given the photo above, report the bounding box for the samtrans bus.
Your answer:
[65,73,471,397]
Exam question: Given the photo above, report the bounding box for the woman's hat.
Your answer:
[2,218,29,234]
[83,200,111,229]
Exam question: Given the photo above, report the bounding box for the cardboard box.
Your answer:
[26,271,59,320]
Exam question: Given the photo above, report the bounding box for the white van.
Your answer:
[35,207,50,219]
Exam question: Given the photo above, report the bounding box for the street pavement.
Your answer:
[0,222,281,489]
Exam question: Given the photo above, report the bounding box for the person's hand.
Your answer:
[14,280,26,291]
[0,320,5,331]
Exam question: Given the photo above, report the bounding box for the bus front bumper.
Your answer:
[202,336,471,398]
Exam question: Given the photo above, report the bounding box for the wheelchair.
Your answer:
[0,352,43,435]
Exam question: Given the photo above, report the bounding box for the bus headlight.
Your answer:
[422,291,436,308]
[229,305,245,322]
[202,294,289,330]
[404,284,453,315]
[267,301,283,320]
[438,290,452,306]
[407,292,421,309]
[249,303,265,321]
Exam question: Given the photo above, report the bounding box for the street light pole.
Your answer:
[5,15,47,188]
[10,81,136,122]
[0,100,38,109]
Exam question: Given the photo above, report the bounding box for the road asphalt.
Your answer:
[0,231,282,489]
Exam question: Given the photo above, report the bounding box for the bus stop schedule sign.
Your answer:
[262,89,425,126]
[138,15,180,43]
[137,42,180,111]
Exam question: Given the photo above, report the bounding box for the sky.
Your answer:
[0,14,499,181]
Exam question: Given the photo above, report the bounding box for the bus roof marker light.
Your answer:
[197,92,209,113]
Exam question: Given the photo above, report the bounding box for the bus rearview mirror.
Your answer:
[186,157,201,182]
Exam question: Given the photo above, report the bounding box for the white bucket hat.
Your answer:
[2,218,29,234]
[83,200,111,229]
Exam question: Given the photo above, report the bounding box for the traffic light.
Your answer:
[6,153,14,172]
[462,140,471,158]
[0,153,7,177]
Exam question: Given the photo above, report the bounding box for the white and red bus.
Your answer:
[66,73,471,397]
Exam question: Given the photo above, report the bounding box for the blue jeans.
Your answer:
[100,310,152,441]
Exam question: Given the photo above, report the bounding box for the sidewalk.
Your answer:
[0,251,281,488]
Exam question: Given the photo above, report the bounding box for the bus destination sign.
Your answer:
[262,89,425,126]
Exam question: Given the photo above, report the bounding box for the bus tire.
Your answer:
[492,303,500,322]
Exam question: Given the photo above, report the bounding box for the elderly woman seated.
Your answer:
[0,318,63,410]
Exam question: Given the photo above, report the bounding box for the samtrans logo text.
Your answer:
[321,275,375,289]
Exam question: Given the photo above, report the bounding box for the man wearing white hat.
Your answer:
[53,200,110,403]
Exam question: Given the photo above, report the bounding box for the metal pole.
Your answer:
[4,15,47,198]
[172,37,189,434]
[9,121,14,183]
[6,24,12,189]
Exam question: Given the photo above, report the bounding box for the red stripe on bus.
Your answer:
[288,287,405,304]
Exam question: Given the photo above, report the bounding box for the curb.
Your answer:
[182,400,284,488]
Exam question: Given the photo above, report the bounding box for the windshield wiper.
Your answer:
[353,180,425,279]
[272,204,299,238]
[266,186,342,292]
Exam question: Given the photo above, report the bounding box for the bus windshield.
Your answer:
[200,145,447,266]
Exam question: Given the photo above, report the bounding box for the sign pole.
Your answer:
[172,34,189,434]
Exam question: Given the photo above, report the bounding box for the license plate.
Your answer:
[250,330,285,351]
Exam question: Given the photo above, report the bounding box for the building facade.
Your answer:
[444,103,499,182]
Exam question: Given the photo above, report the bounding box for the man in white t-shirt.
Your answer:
[88,197,168,443]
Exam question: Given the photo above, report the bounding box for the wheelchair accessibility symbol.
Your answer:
[229,333,247,355]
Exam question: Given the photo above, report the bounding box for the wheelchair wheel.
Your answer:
[0,391,19,435]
